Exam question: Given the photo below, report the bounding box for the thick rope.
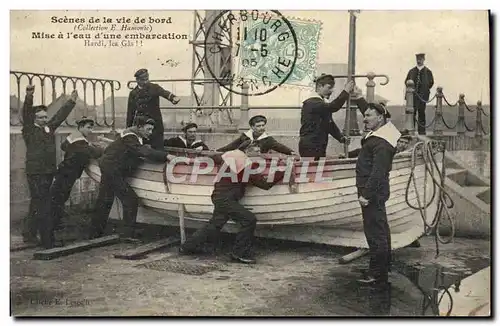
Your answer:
[463,119,475,132]
[414,92,437,104]
[442,95,459,107]
[405,140,455,258]
[415,114,437,128]
[464,102,475,112]
[441,115,459,130]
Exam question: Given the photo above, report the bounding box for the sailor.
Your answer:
[164,122,209,151]
[395,129,412,153]
[217,115,297,156]
[340,127,413,158]
[405,53,434,135]
[21,84,78,247]
[126,68,181,149]
[355,102,401,286]
[299,74,355,160]
[90,116,175,240]
[179,142,286,264]
[328,118,350,146]
[47,117,105,248]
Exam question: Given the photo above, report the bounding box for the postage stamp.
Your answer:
[238,16,322,88]
[204,10,299,97]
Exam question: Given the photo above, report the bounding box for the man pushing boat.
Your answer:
[179,141,287,264]
[90,115,176,240]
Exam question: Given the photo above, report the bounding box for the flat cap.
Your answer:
[399,129,411,140]
[182,122,198,132]
[314,73,335,85]
[249,115,267,126]
[415,53,425,59]
[76,116,95,126]
[134,114,155,127]
[134,68,149,78]
[368,102,391,119]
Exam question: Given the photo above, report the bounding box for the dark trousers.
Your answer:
[298,139,326,161]
[50,170,81,231]
[361,199,392,282]
[91,170,139,238]
[413,94,427,134]
[182,197,257,258]
[24,173,54,246]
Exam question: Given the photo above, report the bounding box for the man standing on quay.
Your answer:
[405,53,434,135]
[355,103,400,287]
[126,68,181,149]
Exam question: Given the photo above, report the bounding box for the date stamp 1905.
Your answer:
[204,10,299,96]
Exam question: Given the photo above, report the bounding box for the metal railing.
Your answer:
[10,70,488,138]
[404,80,490,138]
[10,71,120,129]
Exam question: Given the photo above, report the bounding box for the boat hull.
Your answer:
[86,154,441,250]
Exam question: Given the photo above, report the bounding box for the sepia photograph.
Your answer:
[8,8,492,317]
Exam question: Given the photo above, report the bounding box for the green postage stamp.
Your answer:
[237,16,322,88]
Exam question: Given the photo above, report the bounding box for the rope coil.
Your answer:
[405,140,455,258]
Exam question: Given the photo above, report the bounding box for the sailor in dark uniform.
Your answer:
[341,127,413,158]
[217,115,297,156]
[405,53,434,135]
[179,142,286,264]
[21,85,78,247]
[48,117,105,248]
[355,103,401,286]
[299,75,355,160]
[90,116,175,240]
[164,122,209,151]
[126,68,180,149]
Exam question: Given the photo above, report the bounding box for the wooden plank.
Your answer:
[33,235,120,260]
[338,249,369,264]
[113,237,180,260]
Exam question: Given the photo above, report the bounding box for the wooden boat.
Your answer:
[85,143,444,251]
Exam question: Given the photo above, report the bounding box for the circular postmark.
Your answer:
[203,10,299,96]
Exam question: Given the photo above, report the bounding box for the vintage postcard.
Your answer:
[9,9,491,317]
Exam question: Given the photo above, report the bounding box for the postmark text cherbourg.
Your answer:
[204,10,299,96]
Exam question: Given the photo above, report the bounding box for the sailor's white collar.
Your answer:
[178,135,203,147]
[121,130,143,145]
[364,121,401,148]
[244,129,269,141]
[307,91,341,104]
[66,134,89,144]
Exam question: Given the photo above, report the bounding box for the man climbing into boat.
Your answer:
[217,115,297,157]
[164,122,209,151]
[48,117,105,249]
[179,142,286,264]
[21,84,78,248]
[355,102,401,286]
[126,68,181,150]
[90,115,176,240]
[298,74,356,160]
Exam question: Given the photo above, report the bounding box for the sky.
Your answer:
[10,10,490,107]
